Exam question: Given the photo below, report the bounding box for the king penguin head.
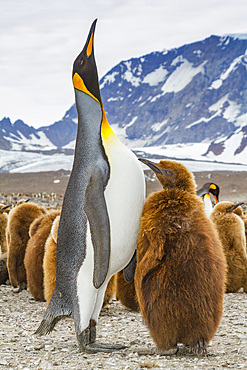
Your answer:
[72,19,102,104]
[72,19,115,143]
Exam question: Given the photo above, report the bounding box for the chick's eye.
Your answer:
[165,170,173,176]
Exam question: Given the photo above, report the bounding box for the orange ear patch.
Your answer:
[72,73,99,103]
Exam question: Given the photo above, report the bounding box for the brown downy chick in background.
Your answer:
[24,210,61,301]
[135,159,226,355]
[0,204,12,255]
[6,203,46,291]
[115,269,139,311]
[210,201,247,293]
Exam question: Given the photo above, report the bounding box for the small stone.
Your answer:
[0,360,8,365]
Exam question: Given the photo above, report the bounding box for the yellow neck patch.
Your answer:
[72,73,99,103]
[72,73,117,143]
[101,107,115,141]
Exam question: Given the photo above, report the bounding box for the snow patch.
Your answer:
[193,50,202,57]
[107,96,124,102]
[209,95,241,125]
[122,61,141,87]
[161,60,207,94]
[226,33,247,40]
[151,120,168,132]
[143,66,168,86]
[209,55,243,89]
[135,143,247,172]
[63,140,76,150]
[100,71,119,89]
[210,80,222,89]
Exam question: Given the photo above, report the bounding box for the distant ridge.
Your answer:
[1,34,247,172]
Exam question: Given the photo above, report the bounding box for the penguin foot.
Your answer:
[135,346,178,356]
[185,339,207,355]
[191,339,208,355]
[13,282,27,293]
[77,326,126,353]
[78,341,126,354]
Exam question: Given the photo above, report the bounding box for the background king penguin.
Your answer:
[35,19,145,353]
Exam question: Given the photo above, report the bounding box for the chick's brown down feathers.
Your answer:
[135,160,226,352]
[7,203,46,289]
[210,201,247,293]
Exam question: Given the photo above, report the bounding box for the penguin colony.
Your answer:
[1,19,247,358]
[135,159,226,354]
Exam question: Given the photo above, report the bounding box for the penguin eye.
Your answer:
[165,170,173,176]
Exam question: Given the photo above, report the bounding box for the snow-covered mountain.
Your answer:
[0,105,77,153]
[100,34,247,160]
[1,34,247,172]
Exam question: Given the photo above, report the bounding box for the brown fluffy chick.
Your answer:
[6,203,46,290]
[43,215,117,308]
[102,274,117,308]
[116,270,139,311]
[24,210,61,301]
[135,159,226,355]
[0,252,8,285]
[0,204,11,255]
[210,201,247,293]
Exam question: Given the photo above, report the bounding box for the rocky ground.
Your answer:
[0,285,246,369]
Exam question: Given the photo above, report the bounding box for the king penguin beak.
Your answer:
[138,158,163,175]
[81,18,97,58]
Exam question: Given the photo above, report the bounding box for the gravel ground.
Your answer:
[0,285,246,369]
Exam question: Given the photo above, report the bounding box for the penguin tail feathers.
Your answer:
[34,314,63,336]
[34,298,72,336]
[123,250,137,283]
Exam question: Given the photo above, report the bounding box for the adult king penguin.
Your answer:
[35,19,145,353]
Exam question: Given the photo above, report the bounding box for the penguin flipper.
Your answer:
[84,172,110,289]
[123,250,137,282]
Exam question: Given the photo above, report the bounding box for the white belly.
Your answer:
[77,140,145,330]
[105,146,145,275]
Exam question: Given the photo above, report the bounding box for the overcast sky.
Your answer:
[1,0,247,128]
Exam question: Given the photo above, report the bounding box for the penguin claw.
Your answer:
[186,339,207,355]
[13,282,27,293]
[77,327,126,353]
[79,342,127,353]
[135,346,178,356]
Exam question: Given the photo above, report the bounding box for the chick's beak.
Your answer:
[138,158,162,175]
